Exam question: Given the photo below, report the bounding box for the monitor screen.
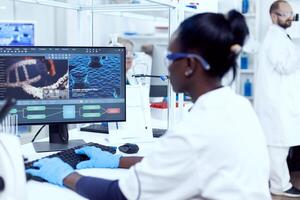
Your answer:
[0,22,34,46]
[0,46,126,152]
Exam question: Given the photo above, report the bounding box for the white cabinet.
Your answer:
[235,0,260,102]
[218,0,259,102]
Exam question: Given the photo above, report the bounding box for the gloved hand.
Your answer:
[75,146,122,169]
[26,157,74,186]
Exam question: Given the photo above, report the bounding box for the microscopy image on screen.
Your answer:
[69,54,121,98]
[0,23,34,46]
[0,56,68,100]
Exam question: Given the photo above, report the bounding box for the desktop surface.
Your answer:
[22,129,156,200]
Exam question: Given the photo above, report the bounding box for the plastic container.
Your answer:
[243,79,252,97]
[150,102,168,121]
[240,52,249,69]
[242,0,249,14]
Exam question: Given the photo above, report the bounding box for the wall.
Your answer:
[67,10,164,48]
[0,0,67,45]
[257,0,273,41]
[258,0,300,42]
[0,1,165,142]
[0,0,250,142]
[0,0,66,142]
[218,0,300,46]
[257,0,300,58]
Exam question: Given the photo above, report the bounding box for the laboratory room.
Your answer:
[1,0,300,199]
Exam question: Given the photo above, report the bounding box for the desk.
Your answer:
[22,128,156,200]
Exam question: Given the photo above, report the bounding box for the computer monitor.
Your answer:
[0,46,126,152]
[150,43,168,97]
[0,22,35,46]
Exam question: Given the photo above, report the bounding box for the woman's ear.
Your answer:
[184,58,197,78]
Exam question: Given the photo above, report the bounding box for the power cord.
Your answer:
[31,125,46,142]
[59,125,69,142]
[133,165,141,200]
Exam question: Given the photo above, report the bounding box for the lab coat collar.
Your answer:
[270,24,287,34]
[190,86,232,111]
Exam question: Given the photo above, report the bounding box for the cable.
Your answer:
[132,74,169,81]
[133,166,141,200]
[31,125,46,142]
[0,98,16,123]
[59,132,68,142]
[59,125,68,142]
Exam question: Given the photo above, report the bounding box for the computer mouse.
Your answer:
[118,143,139,154]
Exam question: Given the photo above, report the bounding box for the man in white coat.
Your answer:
[255,0,300,197]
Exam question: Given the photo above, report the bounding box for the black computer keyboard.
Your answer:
[25,142,117,170]
[80,124,109,134]
[152,128,167,138]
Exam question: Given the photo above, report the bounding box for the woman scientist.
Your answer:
[26,10,271,200]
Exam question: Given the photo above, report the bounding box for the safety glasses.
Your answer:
[166,52,210,70]
[275,11,294,18]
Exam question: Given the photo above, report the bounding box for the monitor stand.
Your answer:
[32,124,85,153]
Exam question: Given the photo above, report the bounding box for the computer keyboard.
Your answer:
[152,128,167,138]
[80,124,109,134]
[25,142,117,170]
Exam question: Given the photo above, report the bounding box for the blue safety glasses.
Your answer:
[166,52,210,70]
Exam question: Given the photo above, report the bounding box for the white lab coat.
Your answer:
[119,87,271,200]
[126,52,152,87]
[254,24,300,147]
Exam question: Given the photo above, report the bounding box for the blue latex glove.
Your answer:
[26,157,74,186]
[75,146,122,169]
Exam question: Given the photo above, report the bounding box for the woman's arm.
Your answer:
[62,157,143,199]
[63,173,127,200]
[119,156,143,168]
[63,172,82,190]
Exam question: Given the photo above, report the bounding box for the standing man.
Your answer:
[255,0,300,197]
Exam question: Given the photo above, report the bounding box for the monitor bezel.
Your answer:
[0,45,127,125]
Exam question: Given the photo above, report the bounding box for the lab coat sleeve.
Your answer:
[75,177,126,200]
[266,41,300,75]
[118,134,202,200]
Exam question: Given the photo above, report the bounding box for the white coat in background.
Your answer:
[126,52,152,88]
[254,24,300,147]
[119,87,271,200]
